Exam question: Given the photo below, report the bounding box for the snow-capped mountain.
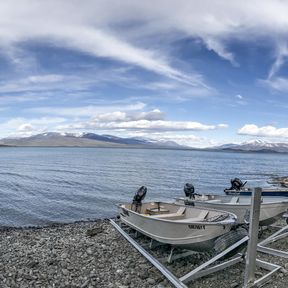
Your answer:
[214,140,288,153]
[0,132,184,148]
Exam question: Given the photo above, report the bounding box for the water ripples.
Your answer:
[1,147,288,227]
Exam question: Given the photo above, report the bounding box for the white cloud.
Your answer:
[238,124,288,138]
[217,124,229,129]
[95,112,127,122]
[18,123,34,132]
[58,118,226,133]
[92,120,215,131]
[0,117,67,138]
[92,109,164,122]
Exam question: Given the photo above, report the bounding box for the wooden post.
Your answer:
[243,187,262,288]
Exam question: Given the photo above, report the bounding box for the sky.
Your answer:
[1,0,288,147]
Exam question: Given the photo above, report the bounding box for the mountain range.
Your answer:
[1,133,288,153]
[213,140,288,153]
[0,132,184,149]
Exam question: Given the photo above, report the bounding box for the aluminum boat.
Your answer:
[176,194,288,226]
[224,177,288,196]
[118,200,236,251]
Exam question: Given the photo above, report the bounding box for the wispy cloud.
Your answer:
[3,1,288,90]
[29,102,147,117]
[0,74,83,94]
[268,43,288,80]
[261,77,288,92]
[204,37,238,66]
[0,1,211,89]
[261,42,288,92]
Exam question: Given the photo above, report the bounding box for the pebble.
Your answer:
[86,247,93,255]
[147,277,156,285]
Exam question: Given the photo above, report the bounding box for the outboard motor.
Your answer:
[228,178,247,191]
[184,183,195,199]
[132,186,147,212]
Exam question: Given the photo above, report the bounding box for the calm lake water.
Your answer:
[1,147,288,227]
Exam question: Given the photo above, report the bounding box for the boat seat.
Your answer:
[206,199,221,203]
[176,210,209,222]
[230,196,239,204]
[151,206,186,219]
[146,206,170,215]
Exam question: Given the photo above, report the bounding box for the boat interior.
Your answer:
[192,195,288,205]
[121,202,229,222]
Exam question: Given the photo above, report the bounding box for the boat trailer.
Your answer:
[257,213,288,259]
[111,188,287,287]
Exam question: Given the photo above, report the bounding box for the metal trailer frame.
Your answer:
[110,219,188,288]
[257,225,288,258]
[110,219,282,288]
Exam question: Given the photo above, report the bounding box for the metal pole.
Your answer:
[243,187,262,288]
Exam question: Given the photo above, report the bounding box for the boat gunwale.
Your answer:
[175,196,288,206]
[118,202,237,226]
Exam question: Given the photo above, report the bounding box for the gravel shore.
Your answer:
[0,219,287,288]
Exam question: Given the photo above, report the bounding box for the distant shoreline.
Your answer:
[1,144,288,155]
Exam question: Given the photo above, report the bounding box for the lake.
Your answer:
[1,147,288,227]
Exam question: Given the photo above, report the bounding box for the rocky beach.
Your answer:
[0,219,287,288]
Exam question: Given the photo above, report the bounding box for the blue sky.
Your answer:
[0,0,288,147]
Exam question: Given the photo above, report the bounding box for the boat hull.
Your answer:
[119,203,235,251]
[178,196,288,226]
[225,188,288,197]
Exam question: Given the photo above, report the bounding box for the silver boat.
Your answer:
[176,194,288,226]
[118,201,236,251]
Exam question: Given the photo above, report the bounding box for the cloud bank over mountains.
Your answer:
[238,124,288,138]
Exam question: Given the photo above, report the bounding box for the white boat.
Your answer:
[224,187,288,197]
[176,194,288,226]
[118,201,236,251]
[224,177,288,196]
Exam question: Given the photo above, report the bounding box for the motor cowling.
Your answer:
[229,178,246,191]
[132,186,147,206]
[184,183,195,199]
